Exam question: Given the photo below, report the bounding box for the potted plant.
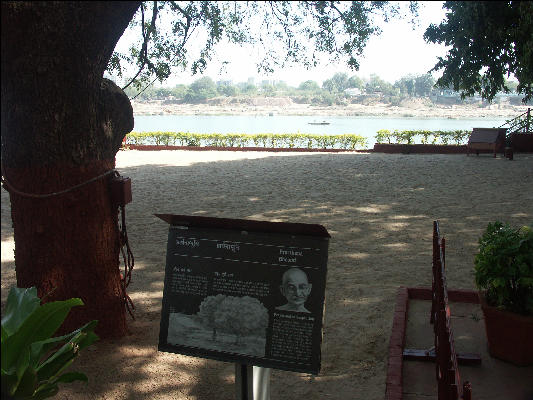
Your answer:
[474,221,533,366]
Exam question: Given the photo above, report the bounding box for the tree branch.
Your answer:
[173,2,193,49]
[128,2,193,100]
[122,1,158,91]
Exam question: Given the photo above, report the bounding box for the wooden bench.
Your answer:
[467,128,506,157]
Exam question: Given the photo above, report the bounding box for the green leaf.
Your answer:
[1,324,7,343]
[29,320,98,368]
[35,325,98,382]
[36,334,84,381]
[1,287,40,338]
[1,298,83,372]
[11,365,38,398]
[32,382,59,400]
[1,367,18,397]
[12,347,31,395]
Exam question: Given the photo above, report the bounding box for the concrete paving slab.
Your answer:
[403,299,533,400]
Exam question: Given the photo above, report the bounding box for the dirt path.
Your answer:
[2,150,532,399]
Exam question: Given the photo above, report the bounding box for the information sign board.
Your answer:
[157,214,329,374]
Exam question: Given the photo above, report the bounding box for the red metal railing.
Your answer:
[431,221,472,400]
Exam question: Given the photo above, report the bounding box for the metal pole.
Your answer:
[235,364,253,400]
[253,367,271,400]
[235,365,271,400]
[526,108,531,133]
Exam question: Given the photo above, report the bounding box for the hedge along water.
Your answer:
[125,132,368,150]
[133,115,509,147]
[125,130,473,150]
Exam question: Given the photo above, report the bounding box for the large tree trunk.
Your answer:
[1,2,141,338]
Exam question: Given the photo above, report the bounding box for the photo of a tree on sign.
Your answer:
[212,296,269,345]
[167,295,269,357]
[197,294,227,341]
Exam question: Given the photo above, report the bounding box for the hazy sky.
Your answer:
[114,1,450,88]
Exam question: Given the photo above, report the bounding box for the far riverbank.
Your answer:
[132,97,529,120]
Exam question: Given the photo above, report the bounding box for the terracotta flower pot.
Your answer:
[479,292,533,366]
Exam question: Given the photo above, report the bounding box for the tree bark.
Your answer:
[1,1,141,338]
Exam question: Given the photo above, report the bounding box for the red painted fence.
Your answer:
[431,221,473,400]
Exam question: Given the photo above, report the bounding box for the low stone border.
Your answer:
[510,133,533,152]
[385,287,479,400]
[125,144,367,152]
[123,143,531,154]
[122,144,470,154]
[374,144,469,154]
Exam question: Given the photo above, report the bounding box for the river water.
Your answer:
[133,115,509,147]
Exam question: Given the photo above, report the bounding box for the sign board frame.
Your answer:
[157,214,329,374]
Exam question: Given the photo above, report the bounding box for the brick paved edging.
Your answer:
[386,287,409,400]
[385,287,479,400]
[125,144,467,153]
[126,145,367,152]
[124,144,531,154]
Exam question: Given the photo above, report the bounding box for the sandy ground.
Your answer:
[2,150,533,399]
[131,97,530,119]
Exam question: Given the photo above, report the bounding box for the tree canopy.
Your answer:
[424,1,533,102]
[108,1,418,95]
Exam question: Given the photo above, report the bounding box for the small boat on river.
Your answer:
[308,120,330,125]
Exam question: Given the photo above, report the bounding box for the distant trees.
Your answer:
[260,83,276,96]
[298,80,321,92]
[414,74,435,97]
[217,83,238,97]
[365,74,393,95]
[238,82,257,95]
[171,84,188,99]
[394,76,416,97]
[347,75,364,90]
[125,71,520,105]
[184,77,217,103]
[394,74,435,98]
[323,73,349,93]
[198,295,269,345]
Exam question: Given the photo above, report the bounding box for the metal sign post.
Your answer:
[253,366,271,400]
[235,365,271,400]
[235,364,253,400]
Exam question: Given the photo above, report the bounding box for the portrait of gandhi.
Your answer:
[276,267,312,313]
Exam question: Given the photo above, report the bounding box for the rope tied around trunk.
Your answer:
[0,163,117,198]
[1,163,135,319]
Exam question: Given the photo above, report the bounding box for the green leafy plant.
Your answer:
[374,129,392,144]
[474,222,533,316]
[124,132,367,150]
[372,129,470,146]
[1,287,98,399]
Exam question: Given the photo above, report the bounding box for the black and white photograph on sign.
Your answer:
[166,294,268,357]
[276,267,313,313]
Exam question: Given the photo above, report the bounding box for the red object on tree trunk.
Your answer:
[4,162,127,338]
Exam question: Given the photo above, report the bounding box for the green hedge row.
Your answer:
[374,129,471,145]
[125,132,368,150]
[124,129,471,150]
